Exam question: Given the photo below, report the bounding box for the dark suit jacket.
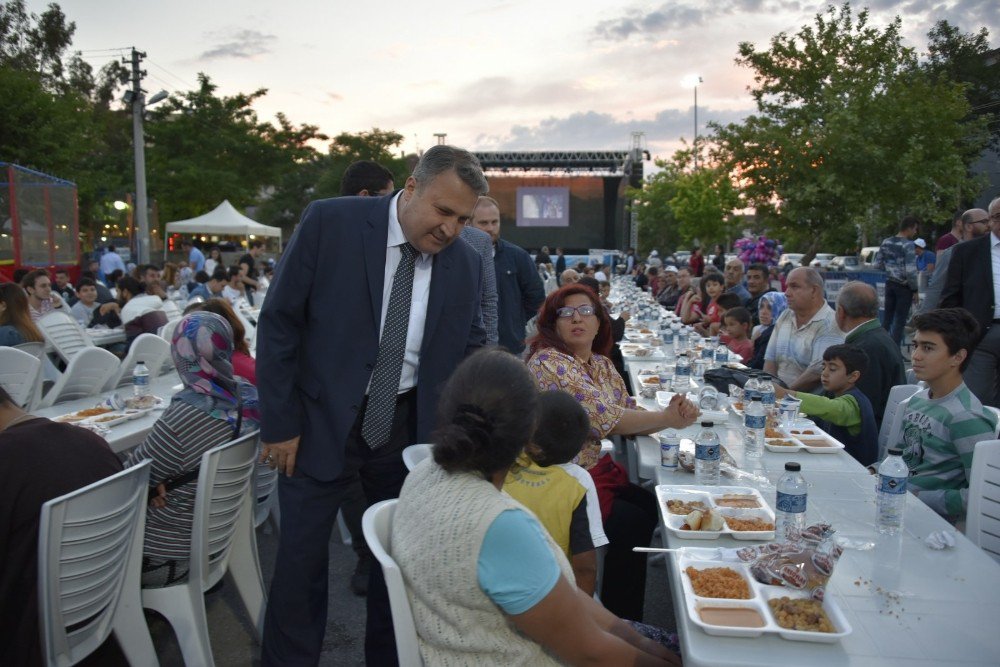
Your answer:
[941,234,994,341]
[845,319,906,427]
[256,194,485,481]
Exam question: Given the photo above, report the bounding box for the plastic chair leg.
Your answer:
[143,585,215,667]
[228,516,267,639]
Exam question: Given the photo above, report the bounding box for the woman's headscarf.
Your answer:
[760,291,788,326]
[171,311,260,431]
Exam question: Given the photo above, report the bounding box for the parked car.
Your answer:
[779,253,804,270]
[828,255,862,272]
[809,253,837,269]
[860,246,880,269]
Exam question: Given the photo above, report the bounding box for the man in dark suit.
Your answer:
[834,281,906,429]
[257,146,488,665]
[941,197,1000,407]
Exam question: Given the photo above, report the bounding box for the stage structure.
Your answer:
[473,149,645,254]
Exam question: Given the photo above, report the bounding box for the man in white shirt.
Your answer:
[764,267,844,390]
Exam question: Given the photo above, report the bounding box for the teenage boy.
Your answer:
[721,307,754,363]
[774,344,878,464]
[503,391,609,596]
[892,308,998,521]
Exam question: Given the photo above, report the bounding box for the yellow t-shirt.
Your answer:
[503,453,588,557]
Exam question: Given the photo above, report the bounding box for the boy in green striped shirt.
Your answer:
[897,309,997,521]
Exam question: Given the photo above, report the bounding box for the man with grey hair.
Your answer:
[919,208,990,314]
[764,267,844,390]
[942,197,1000,406]
[258,145,488,665]
[724,258,751,305]
[835,281,906,427]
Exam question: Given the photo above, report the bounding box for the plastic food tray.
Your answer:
[55,397,162,429]
[674,548,852,643]
[763,426,845,454]
[656,485,776,541]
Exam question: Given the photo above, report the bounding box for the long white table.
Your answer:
[34,372,180,454]
[625,357,1000,666]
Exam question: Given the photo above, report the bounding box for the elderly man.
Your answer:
[258,146,488,664]
[744,262,772,325]
[921,208,990,314]
[561,268,580,284]
[764,267,844,390]
[471,196,545,354]
[724,258,751,305]
[941,196,1000,406]
[835,281,906,428]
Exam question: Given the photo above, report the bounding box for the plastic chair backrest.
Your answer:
[105,333,170,390]
[38,310,94,364]
[38,460,152,667]
[401,444,433,472]
[39,346,121,409]
[986,406,1000,438]
[362,500,423,667]
[0,346,42,408]
[967,440,1000,564]
[14,340,47,360]
[159,318,180,344]
[877,384,921,459]
[161,299,182,321]
[190,431,260,591]
[253,459,279,529]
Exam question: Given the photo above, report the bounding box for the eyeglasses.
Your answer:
[556,304,596,318]
[970,218,990,225]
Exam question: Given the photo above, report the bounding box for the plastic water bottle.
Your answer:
[876,448,908,535]
[715,342,729,366]
[743,397,766,458]
[758,374,776,410]
[694,421,721,486]
[132,361,150,397]
[659,430,680,470]
[744,372,760,402]
[776,462,807,539]
[674,353,691,391]
[701,339,715,362]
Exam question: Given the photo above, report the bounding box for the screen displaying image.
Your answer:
[516,187,570,227]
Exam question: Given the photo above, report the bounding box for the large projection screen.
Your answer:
[516,187,569,227]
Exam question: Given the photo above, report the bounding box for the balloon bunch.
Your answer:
[734,235,783,267]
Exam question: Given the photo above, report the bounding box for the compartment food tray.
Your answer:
[55,398,163,428]
[763,426,845,454]
[674,548,852,643]
[656,485,776,541]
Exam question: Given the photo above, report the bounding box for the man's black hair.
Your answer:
[341,160,394,196]
[912,308,981,372]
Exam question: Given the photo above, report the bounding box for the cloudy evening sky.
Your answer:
[31,0,998,160]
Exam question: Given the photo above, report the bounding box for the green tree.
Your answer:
[710,3,989,253]
[312,128,411,200]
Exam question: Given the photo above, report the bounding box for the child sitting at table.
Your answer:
[774,344,878,464]
[721,307,754,363]
[888,309,997,522]
[503,390,609,596]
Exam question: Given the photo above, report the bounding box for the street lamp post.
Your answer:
[681,75,703,169]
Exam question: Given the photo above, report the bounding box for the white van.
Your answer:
[859,246,880,269]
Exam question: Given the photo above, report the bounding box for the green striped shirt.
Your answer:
[896,384,997,519]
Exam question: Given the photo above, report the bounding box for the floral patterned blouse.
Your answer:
[527,348,636,469]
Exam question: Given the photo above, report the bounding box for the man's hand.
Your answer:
[620,310,630,322]
[773,384,791,400]
[149,483,167,508]
[99,302,121,316]
[261,436,300,477]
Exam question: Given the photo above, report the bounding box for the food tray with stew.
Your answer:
[656,485,776,541]
[54,396,163,428]
[674,548,852,643]
[763,426,845,454]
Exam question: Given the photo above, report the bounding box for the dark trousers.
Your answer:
[882,280,913,347]
[965,324,1000,407]
[600,483,658,622]
[261,391,414,667]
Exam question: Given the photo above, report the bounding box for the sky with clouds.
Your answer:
[32,0,998,160]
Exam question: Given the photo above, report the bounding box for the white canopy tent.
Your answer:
[164,200,281,257]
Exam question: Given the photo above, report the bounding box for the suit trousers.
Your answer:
[261,391,414,667]
[965,324,1000,408]
[882,280,913,347]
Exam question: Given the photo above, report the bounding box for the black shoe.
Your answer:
[350,556,372,597]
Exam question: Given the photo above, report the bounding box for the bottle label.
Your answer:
[776,491,806,513]
[134,376,149,386]
[760,391,775,405]
[701,348,714,359]
[878,474,907,495]
[744,414,766,429]
[695,443,720,461]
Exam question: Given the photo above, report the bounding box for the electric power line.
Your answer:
[147,58,195,90]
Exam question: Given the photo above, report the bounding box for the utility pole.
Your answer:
[125,47,151,265]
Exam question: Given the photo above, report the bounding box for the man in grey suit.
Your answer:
[258,146,488,666]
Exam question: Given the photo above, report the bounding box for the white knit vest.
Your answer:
[392,459,575,666]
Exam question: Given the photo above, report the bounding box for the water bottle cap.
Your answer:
[887,448,903,456]
[784,462,801,471]
[750,396,762,401]
[700,421,714,427]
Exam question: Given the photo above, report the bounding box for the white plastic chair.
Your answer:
[38,460,157,667]
[37,310,95,365]
[986,406,1000,438]
[362,500,423,667]
[401,444,433,471]
[877,384,921,461]
[103,333,170,391]
[158,318,181,344]
[967,440,1000,564]
[253,460,280,532]
[38,347,121,409]
[141,431,266,667]
[0,346,42,409]
[160,299,182,321]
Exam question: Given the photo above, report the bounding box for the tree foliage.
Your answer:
[709,3,990,251]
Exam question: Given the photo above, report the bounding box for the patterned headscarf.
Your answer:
[760,291,788,326]
[171,311,260,431]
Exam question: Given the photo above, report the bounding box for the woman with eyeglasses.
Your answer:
[526,285,698,622]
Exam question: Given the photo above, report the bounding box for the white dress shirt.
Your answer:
[991,232,1000,319]
[378,192,432,393]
